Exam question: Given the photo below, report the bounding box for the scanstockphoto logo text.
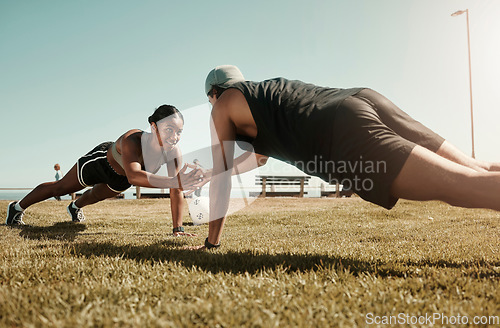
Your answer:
[366,312,500,326]
[268,155,387,192]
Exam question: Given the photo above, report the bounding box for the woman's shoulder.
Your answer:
[120,129,143,140]
[118,129,144,149]
[125,128,143,135]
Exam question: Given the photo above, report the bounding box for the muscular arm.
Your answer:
[120,131,199,190]
[166,147,184,231]
[120,131,176,188]
[207,102,236,245]
[232,152,268,175]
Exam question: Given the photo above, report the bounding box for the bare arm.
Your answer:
[206,102,237,246]
[167,148,183,231]
[232,152,268,175]
[166,147,196,236]
[120,131,200,190]
[197,152,267,186]
[169,188,184,229]
[186,88,261,250]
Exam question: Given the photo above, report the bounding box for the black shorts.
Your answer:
[322,88,445,209]
[76,142,131,193]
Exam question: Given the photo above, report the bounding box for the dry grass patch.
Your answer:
[1,198,499,327]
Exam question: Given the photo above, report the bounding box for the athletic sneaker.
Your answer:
[5,201,25,225]
[67,202,85,222]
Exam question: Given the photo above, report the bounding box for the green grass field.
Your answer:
[1,198,499,327]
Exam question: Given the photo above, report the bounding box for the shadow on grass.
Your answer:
[19,222,87,242]
[70,241,500,278]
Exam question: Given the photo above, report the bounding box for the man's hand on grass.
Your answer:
[184,244,206,250]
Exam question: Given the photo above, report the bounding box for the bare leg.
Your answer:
[19,164,83,209]
[391,145,500,211]
[75,183,119,208]
[435,141,500,172]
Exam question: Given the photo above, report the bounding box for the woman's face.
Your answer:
[154,115,184,150]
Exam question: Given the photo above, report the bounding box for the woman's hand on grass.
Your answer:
[173,231,197,237]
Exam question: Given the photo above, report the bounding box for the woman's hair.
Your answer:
[207,85,228,98]
[148,105,184,124]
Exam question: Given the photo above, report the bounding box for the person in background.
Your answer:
[53,164,63,201]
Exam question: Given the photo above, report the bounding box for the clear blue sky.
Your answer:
[1,0,499,188]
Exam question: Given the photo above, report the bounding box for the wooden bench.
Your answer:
[320,182,355,198]
[321,189,354,198]
[75,192,124,199]
[133,186,170,199]
[250,175,311,198]
[131,187,194,199]
[133,193,170,199]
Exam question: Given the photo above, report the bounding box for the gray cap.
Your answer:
[205,65,245,95]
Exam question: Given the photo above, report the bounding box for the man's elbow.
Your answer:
[128,177,142,186]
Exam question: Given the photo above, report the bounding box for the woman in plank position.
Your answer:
[6,105,206,236]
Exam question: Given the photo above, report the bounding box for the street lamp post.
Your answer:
[452,9,475,158]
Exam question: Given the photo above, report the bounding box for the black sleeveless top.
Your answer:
[230,78,364,164]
